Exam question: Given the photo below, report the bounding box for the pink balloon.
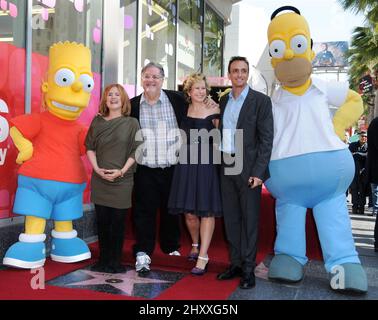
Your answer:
[74,0,84,12]
[93,27,101,44]
[42,0,56,8]
[0,0,7,11]
[9,2,17,18]
[124,15,134,30]
[41,8,49,21]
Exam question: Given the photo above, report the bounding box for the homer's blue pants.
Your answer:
[265,149,360,272]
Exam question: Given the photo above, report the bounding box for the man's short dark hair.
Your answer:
[228,56,249,73]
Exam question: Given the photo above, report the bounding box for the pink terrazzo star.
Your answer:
[66,269,172,296]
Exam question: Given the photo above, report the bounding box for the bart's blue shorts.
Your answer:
[13,175,86,221]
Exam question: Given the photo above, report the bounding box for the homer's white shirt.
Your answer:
[270,77,349,161]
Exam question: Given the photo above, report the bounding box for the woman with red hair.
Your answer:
[86,84,140,273]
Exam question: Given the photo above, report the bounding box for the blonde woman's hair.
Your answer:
[182,73,211,103]
[99,84,131,116]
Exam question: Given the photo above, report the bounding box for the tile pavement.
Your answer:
[228,202,378,300]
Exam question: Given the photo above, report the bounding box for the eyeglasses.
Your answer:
[142,74,163,80]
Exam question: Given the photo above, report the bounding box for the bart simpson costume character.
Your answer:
[264,6,368,293]
[3,42,94,269]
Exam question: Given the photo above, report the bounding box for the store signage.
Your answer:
[359,75,373,95]
[0,99,9,166]
[178,22,195,69]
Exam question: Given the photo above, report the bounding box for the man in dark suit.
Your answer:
[367,117,378,251]
[130,62,187,274]
[217,56,273,289]
[349,131,368,215]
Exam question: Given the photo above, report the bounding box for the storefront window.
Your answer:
[31,0,104,204]
[0,0,27,218]
[203,4,223,77]
[141,0,177,90]
[177,0,202,84]
[122,0,137,98]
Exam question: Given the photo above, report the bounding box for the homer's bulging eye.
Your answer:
[269,40,286,58]
[290,35,308,54]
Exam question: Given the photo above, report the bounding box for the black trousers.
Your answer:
[220,165,262,275]
[132,165,180,256]
[95,204,127,267]
[350,175,368,210]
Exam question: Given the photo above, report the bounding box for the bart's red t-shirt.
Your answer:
[10,111,88,183]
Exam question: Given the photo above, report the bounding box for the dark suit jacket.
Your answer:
[219,87,273,183]
[367,117,378,184]
[130,89,188,126]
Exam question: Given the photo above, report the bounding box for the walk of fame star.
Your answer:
[47,266,185,298]
[66,269,172,296]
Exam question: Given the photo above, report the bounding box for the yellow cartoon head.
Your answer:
[42,41,94,120]
[267,6,315,89]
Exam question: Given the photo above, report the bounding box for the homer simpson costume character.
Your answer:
[264,6,368,293]
[3,42,94,269]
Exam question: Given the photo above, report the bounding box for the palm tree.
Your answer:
[338,0,378,28]
[347,27,378,86]
[338,0,378,121]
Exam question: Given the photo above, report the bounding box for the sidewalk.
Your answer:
[228,202,378,300]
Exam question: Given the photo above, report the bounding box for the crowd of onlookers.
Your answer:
[347,121,378,252]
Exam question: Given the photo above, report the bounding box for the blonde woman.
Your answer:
[86,84,140,273]
[168,73,222,275]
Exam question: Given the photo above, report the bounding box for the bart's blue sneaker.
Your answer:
[50,229,91,263]
[3,233,46,269]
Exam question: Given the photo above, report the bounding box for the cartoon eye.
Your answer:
[79,74,95,93]
[290,35,308,54]
[55,68,75,87]
[269,40,286,58]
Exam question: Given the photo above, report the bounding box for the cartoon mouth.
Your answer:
[52,101,80,112]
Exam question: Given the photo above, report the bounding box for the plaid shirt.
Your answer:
[139,91,180,168]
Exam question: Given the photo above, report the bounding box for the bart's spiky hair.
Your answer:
[49,41,89,55]
[48,41,91,70]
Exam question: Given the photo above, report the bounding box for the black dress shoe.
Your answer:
[90,263,114,273]
[217,266,242,280]
[137,267,150,276]
[109,264,127,273]
[239,274,256,289]
[90,262,105,272]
